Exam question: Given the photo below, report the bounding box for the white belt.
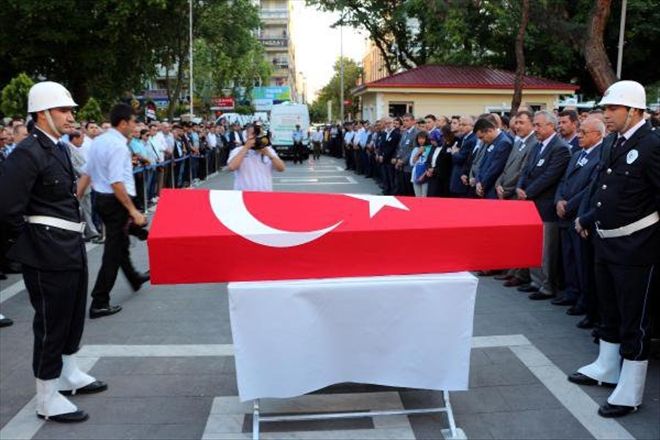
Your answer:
[27,216,86,234]
[596,211,659,239]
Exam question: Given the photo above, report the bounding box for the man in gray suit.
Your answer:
[495,110,537,287]
[393,113,418,195]
[516,110,571,299]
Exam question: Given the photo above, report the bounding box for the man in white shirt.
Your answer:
[227,124,285,191]
[77,104,149,319]
[311,127,323,161]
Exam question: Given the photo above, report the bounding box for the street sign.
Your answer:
[252,86,291,101]
[254,98,274,111]
[213,97,235,110]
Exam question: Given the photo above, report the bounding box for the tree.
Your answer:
[307,0,660,100]
[584,0,617,93]
[0,0,270,116]
[1,73,34,118]
[311,57,362,122]
[154,0,269,119]
[77,97,103,123]
[511,0,530,115]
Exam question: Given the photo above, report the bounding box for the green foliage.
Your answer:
[0,0,270,117]
[307,0,660,98]
[311,57,362,122]
[1,73,34,117]
[77,97,103,123]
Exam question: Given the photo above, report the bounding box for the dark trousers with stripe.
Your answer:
[23,265,87,379]
[595,261,657,360]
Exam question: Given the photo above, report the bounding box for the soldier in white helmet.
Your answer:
[569,80,659,418]
[0,82,108,423]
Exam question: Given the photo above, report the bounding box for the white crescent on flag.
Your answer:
[208,191,408,248]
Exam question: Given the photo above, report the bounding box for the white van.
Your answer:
[269,102,310,158]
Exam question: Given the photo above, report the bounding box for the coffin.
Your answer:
[147,189,542,283]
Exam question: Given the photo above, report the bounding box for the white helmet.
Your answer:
[27,81,78,113]
[598,80,646,110]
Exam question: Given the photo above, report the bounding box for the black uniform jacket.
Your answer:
[581,123,660,265]
[0,129,85,271]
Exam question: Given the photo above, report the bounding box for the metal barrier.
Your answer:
[131,148,224,213]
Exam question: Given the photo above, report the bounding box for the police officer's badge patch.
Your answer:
[626,149,639,164]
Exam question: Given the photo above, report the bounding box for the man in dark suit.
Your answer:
[450,116,475,196]
[474,118,513,199]
[559,110,581,154]
[381,117,401,195]
[552,117,603,319]
[516,110,571,300]
[570,81,659,418]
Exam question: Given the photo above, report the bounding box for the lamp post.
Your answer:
[189,0,194,119]
[339,18,344,123]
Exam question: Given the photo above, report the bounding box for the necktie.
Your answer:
[575,150,587,168]
[614,136,626,149]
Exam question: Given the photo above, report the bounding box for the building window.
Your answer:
[388,102,413,117]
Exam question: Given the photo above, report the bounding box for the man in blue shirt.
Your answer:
[291,124,305,164]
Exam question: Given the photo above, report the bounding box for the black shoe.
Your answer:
[0,271,7,280]
[130,271,150,292]
[517,284,538,293]
[89,305,122,319]
[529,292,554,300]
[577,317,596,329]
[567,372,616,387]
[0,317,13,328]
[567,306,587,316]
[551,297,576,306]
[60,380,108,395]
[37,410,89,423]
[598,402,637,418]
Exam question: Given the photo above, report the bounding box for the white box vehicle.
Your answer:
[269,102,310,158]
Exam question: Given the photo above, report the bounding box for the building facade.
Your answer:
[258,0,297,100]
[353,65,579,121]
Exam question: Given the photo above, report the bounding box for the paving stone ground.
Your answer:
[1,156,658,439]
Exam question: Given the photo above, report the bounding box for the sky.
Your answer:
[290,1,367,101]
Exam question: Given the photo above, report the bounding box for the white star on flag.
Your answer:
[344,194,409,218]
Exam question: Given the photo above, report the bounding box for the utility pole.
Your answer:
[616,0,627,78]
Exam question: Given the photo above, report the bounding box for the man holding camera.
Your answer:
[227,124,285,191]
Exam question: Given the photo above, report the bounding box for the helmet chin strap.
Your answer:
[620,107,635,134]
[44,109,62,138]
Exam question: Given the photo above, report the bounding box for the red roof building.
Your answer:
[351,64,579,120]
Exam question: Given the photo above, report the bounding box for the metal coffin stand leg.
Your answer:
[251,390,467,440]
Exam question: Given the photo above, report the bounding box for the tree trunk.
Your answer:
[511,0,530,115]
[584,0,617,94]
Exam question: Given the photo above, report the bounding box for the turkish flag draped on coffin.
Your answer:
[147,189,542,283]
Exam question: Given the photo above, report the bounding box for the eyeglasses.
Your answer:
[577,130,598,136]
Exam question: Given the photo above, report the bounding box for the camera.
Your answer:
[253,125,270,150]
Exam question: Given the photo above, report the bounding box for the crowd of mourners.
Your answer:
[315,106,659,336]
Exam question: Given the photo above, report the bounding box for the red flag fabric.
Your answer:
[147,189,542,283]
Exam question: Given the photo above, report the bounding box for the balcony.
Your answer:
[260,9,288,23]
[259,37,288,50]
